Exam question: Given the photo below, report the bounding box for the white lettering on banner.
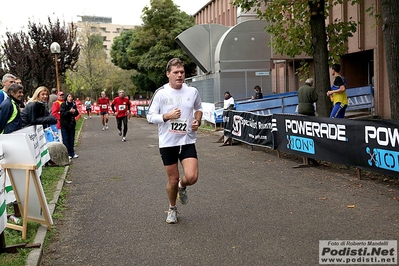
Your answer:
[233,115,273,130]
[285,119,347,141]
[241,117,258,129]
[365,126,399,147]
[258,121,273,129]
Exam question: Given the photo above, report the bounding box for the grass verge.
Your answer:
[1,117,83,265]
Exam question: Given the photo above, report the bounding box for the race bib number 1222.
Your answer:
[168,119,188,134]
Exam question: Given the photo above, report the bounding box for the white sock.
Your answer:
[169,205,176,210]
[178,181,186,189]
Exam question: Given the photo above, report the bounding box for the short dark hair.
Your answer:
[51,88,57,94]
[332,63,341,73]
[8,83,23,94]
[254,85,261,91]
[166,58,184,72]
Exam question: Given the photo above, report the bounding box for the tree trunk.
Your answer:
[308,0,331,117]
[381,0,399,120]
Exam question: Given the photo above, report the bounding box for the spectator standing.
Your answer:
[75,98,82,106]
[223,91,235,109]
[84,97,92,119]
[297,78,319,166]
[15,77,25,111]
[0,83,24,134]
[21,86,57,128]
[98,91,110,131]
[48,88,58,112]
[111,90,130,142]
[51,91,65,142]
[327,63,348,118]
[15,78,22,86]
[298,78,318,116]
[60,93,79,159]
[0,73,17,105]
[251,85,263,99]
[147,58,203,224]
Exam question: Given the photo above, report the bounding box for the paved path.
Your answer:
[40,116,399,265]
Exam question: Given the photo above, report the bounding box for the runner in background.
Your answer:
[98,91,110,131]
[84,97,92,119]
[111,90,130,141]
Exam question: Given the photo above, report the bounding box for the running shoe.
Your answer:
[73,154,79,158]
[118,131,122,136]
[68,156,72,159]
[102,127,105,131]
[166,207,178,224]
[177,187,188,205]
[122,137,126,142]
[105,124,109,130]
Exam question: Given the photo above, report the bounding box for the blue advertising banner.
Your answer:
[273,114,399,177]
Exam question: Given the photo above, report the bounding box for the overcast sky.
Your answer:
[0,0,209,37]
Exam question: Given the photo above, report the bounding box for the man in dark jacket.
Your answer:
[0,83,24,134]
[297,78,319,165]
[0,73,17,105]
[298,78,318,116]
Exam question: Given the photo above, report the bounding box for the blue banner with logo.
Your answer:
[273,114,399,177]
[222,111,399,177]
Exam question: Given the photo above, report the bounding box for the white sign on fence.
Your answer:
[0,125,53,234]
[0,145,6,233]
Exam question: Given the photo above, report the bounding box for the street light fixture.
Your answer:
[50,42,61,93]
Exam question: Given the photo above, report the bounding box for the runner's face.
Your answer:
[167,65,185,89]
[118,91,124,98]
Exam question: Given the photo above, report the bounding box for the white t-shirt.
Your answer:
[147,83,203,148]
[224,97,234,109]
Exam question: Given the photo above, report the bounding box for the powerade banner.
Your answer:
[273,114,399,177]
[223,110,274,148]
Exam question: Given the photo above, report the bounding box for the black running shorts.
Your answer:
[159,143,197,166]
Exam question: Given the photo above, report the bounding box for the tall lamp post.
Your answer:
[50,42,61,93]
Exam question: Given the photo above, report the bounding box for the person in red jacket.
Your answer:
[111,90,130,142]
[98,91,110,131]
[51,91,64,142]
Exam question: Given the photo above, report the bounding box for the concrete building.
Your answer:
[75,16,136,58]
[189,0,390,119]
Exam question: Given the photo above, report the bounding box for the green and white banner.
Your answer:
[0,125,52,230]
[1,145,6,233]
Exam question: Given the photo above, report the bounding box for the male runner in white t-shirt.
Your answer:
[147,58,203,224]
